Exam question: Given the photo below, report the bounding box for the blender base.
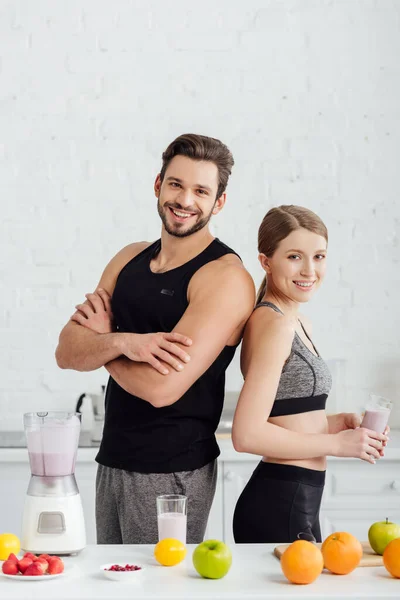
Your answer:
[21,492,86,555]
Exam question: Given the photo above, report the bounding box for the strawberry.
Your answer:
[34,557,49,572]
[2,560,19,575]
[24,562,45,576]
[18,557,33,573]
[47,557,64,574]
[7,553,19,564]
[23,552,36,560]
[38,554,52,562]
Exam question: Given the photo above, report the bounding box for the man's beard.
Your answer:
[157,199,215,238]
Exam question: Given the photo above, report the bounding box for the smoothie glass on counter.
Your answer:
[360,395,392,433]
[157,494,187,544]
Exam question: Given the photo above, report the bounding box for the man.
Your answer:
[56,133,255,544]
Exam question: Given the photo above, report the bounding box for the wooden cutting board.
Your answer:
[274,541,383,567]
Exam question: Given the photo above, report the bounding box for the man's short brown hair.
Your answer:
[160,133,234,199]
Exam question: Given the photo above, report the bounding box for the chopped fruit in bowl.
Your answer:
[101,563,144,581]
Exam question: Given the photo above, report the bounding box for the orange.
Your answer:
[321,531,363,575]
[383,537,400,578]
[0,533,20,561]
[154,538,186,566]
[280,540,323,584]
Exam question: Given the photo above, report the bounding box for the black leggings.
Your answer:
[233,461,325,544]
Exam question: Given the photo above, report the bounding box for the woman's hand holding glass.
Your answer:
[334,427,389,464]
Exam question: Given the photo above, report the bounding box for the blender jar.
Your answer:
[24,412,81,477]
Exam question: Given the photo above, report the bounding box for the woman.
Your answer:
[232,205,388,543]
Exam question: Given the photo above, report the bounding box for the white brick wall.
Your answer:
[1,0,399,429]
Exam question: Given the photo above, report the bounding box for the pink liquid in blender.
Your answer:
[28,452,76,476]
[26,415,80,477]
[361,409,390,433]
[157,512,187,544]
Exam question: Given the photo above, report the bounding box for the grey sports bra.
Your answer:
[255,301,332,417]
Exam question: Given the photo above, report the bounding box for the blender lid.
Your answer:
[24,411,82,422]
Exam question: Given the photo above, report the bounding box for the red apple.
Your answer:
[2,560,19,575]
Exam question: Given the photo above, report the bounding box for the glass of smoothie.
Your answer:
[156,494,187,544]
[360,394,392,433]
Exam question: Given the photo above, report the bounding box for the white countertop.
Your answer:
[1,544,398,599]
[1,432,400,463]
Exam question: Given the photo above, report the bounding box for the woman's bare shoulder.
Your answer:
[242,306,296,355]
[241,306,295,376]
[247,305,296,335]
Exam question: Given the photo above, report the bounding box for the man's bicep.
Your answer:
[163,272,254,400]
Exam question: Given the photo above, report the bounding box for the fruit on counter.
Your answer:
[280,540,323,585]
[368,518,400,555]
[192,539,232,580]
[154,538,187,567]
[2,552,64,576]
[321,531,363,575]
[383,538,400,578]
[0,533,20,560]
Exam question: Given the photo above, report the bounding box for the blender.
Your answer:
[21,411,86,554]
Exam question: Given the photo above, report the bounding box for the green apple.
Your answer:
[192,539,232,579]
[368,518,400,555]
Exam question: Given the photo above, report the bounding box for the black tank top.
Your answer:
[96,238,240,473]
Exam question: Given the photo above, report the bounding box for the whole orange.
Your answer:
[383,537,400,578]
[154,538,186,567]
[0,533,20,561]
[280,540,324,584]
[321,531,363,574]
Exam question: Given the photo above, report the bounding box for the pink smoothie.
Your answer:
[361,408,390,433]
[157,512,187,544]
[28,452,76,476]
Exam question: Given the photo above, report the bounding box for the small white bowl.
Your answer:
[100,563,144,582]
